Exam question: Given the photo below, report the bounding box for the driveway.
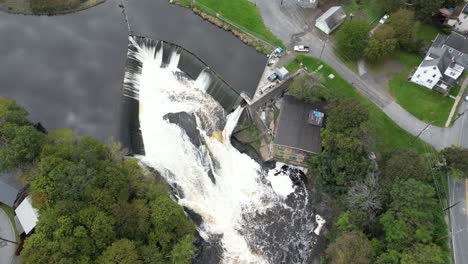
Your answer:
[0,208,17,264]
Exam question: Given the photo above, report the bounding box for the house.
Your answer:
[15,196,39,235]
[0,173,21,207]
[410,32,468,93]
[272,95,325,166]
[315,6,347,35]
[444,4,468,34]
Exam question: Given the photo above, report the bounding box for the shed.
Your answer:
[15,196,39,235]
[315,6,347,34]
[275,67,289,81]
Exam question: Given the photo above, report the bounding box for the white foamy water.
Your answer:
[123,36,324,264]
[125,37,276,263]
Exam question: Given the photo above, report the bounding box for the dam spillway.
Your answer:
[120,35,324,263]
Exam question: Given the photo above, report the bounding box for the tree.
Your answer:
[380,179,439,249]
[288,72,329,102]
[378,0,404,13]
[0,124,44,170]
[388,9,419,51]
[0,98,29,126]
[335,19,371,61]
[310,98,371,194]
[364,25,398,62]
[400,243,447,264]
[325,231,372,264]
[98,239,142,264]
[347,172,382,224]
[326,98,369,135]
[170,234,195,264]
[383,149,431,182]
[412,0,443,22]
[442,146,468,178]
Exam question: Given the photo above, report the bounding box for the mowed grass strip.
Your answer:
[196,0,283,47]
[389,71,453,127]
[286,55,431,154]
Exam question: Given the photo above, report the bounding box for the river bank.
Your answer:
[170,0,282,54]
[0,0,105,16]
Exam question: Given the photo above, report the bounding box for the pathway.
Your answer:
[0,208,16,264]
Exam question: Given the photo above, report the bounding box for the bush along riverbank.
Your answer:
[0,0,105,16]
[170,0,283,54]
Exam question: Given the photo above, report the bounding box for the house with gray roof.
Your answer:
[410,32,468,93]
[315,6,347,35]
[273,95,325,166]
[0,173,21,207]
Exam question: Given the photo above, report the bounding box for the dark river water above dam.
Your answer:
[0,0,266,141]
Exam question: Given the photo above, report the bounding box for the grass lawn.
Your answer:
[415,22,441,44]
[343,0,382,23]
[181,0,283,47]
[389,71,453,127]
[0,204,20,243]
[286,55,431,154]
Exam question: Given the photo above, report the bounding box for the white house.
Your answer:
[447,4,468,34]
[315,6,347,35]
[410,32,468,93]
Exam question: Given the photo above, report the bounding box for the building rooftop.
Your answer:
[445,32,468,55]
[317,6,347,31]
[274,95,325,154]
[15,196,39,235]
[0,173,21,207]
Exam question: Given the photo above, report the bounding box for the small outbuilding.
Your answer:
[0,173,21,208]
[315,6,347,35]
[15,196,39,235]
[275,67,289,81]
[273,95,325,166]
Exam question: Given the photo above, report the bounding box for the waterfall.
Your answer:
[123,36,322,264]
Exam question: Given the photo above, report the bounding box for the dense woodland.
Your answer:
[0,97,196,263]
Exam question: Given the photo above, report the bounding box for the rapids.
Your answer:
[123,36,324,264]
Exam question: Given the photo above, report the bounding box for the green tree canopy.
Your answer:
[325,231,372,264]
[364,25,398,62]
[335,18,371,61]
[97,239,143,264]
[287,72,330,103]
[442,146,468,178]
[388,9,419,51]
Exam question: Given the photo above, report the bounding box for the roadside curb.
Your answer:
[446,77,468,127]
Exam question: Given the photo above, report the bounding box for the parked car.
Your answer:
[379,14,389,24]
[267,73,278,82]
[465,94,468,102]
[294,45,310,53]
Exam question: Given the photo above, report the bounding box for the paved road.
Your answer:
[0,208,16,264]
[250,2,468,263]
[449,177,468,264]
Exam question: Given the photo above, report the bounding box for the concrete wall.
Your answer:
[272,144,311,166]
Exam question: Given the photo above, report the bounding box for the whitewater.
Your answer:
[123,36,323,263]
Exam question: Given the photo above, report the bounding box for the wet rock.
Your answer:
[164,112,201,147]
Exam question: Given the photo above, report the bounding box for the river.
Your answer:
[0,0,266,141]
